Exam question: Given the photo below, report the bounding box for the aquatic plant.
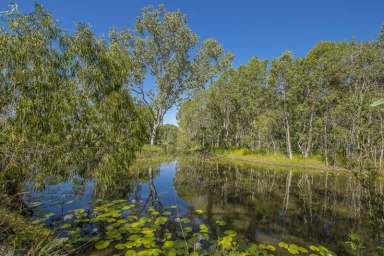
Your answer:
[42,200,337,255]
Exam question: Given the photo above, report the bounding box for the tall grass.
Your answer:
[0,208,71,256]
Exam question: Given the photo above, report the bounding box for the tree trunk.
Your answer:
[150,121,160,146]
[303,111,314,158]
[282,87,292,160]
[323,121,329,166]
[284,114,293,160]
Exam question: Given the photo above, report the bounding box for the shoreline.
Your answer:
[222,155,347,171]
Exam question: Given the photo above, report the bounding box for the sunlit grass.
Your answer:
[141,144,163,154]
[214,148,343,171]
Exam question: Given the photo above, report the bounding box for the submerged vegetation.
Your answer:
[0,2,383,256]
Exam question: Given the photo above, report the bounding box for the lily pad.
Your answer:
[195,209,204,214]
[215,220,226,226]
[125,250,137,256]
[94,240,110,250]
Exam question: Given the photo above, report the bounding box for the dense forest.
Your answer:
[178,35,384,169]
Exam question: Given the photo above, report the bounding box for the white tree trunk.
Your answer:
[150,120,160,146]
[285,115,293,160]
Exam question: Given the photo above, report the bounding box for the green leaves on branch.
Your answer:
[0,4,145,199]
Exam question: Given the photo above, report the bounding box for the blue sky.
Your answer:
[1,1,383,125]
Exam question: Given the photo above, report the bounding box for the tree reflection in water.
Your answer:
[173,158,384,255]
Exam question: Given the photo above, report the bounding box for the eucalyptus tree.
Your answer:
[234,58,270,148]
[269,52,296,159]
[178,28,384,168]
[132,5,232,145]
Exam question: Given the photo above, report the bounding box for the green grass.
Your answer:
[141,144,163,154]
[0,207,70,255]
[214,148,345,172]
[136,144,166,159]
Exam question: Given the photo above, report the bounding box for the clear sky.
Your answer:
[1,1,383,125]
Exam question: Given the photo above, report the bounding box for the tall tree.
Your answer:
[178,35,384,168]
[132,5,232,145]
[270,52,295,159]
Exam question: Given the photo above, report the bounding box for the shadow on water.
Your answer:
[24,157,384,255]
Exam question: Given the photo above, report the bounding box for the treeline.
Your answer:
[178,33,384,168]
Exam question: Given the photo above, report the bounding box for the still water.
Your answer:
[24,158,384,255]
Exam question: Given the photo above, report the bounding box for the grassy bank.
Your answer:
[0,207,71,256]
[133,144,176,166]
[214,148,348,172]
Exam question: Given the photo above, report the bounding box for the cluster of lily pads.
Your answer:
[49,199,336,256]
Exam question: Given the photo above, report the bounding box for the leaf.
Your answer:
[195,209,204,214]
[44,212,55,218]
[224,230,237,237]
[199,224,209,233]
[215,220,226,226]
[165,248,177,256]
[259,244,276,251]
[163,240,174,248]
[125,250,137,256]
[94,240,110,250]
[115,243,127,250]
[155,216,168,225]
[309,245,320,252]
[371,98,384,107]
[122,205,134,210]
[74,208,86,215]
[180,217,191,224]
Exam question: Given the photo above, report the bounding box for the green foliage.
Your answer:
[142,144,164,154]
[157,124,179,152]
[0,4,145,191]
[0,3,145,252]
[132,5,232,145]
[178,39,384,170]
[0,208,70,255]
[345,232,365,253]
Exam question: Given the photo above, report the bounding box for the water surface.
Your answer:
[24,158,384,255]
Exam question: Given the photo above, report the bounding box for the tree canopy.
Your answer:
[131,5,233,145]
[0,4,145,202]
[178,37,384,169]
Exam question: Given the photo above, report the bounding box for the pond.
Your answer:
[23,157,384,255]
